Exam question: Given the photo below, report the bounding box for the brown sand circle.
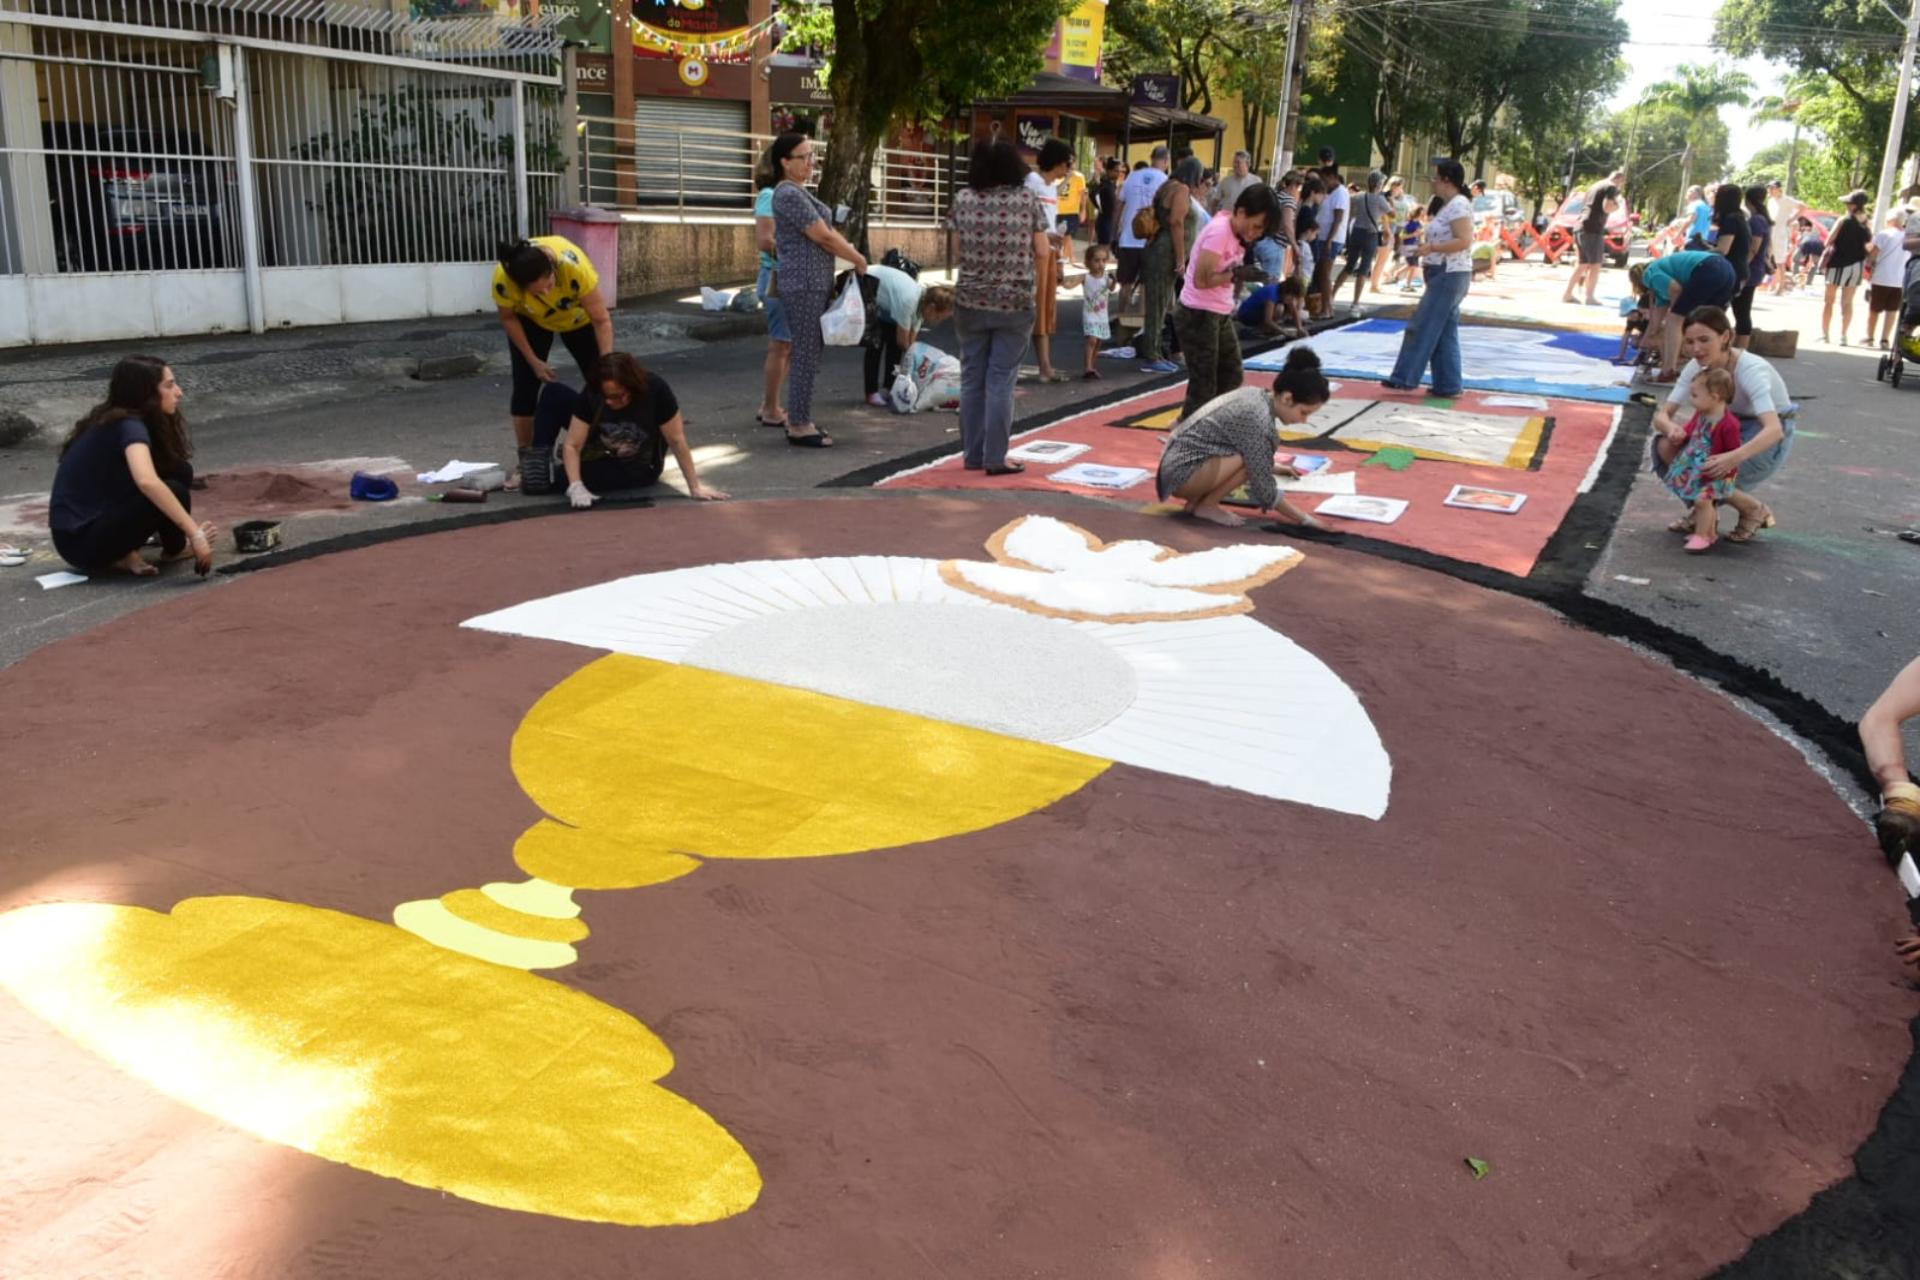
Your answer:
[0,495,1908,1280]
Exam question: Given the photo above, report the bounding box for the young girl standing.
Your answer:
[1656,365,1747,552]
[1082,245,1112,379]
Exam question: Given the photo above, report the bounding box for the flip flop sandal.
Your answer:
[785,430,834,448]
[755,414,790,428]
[1667,515,1695,533]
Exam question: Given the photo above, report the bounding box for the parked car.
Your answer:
[1549,193,1640,266]
[41,124,234,272]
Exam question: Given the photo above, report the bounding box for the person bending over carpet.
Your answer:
[523,353,727,508]
[1154,346,1330,530]
[50,355,215,577]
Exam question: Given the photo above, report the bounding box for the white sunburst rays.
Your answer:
[463,556,1392,820]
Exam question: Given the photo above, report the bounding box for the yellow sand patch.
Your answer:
[511,655,1111,890]
[0,896,759,1226]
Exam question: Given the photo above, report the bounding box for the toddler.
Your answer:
[1615,288,1653,365]
[1395,212,1424,290]
[1082,245,1112,379]
[1657,366,1746,552]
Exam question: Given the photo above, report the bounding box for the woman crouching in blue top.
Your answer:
[50,356,215,577]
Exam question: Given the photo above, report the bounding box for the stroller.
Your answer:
[1876,253,1920,387]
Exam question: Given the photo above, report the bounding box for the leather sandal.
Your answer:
[1727,504,1775,543]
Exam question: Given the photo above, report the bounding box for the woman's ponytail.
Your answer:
[1271,345,1329,406]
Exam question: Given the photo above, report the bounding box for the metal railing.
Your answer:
[575,115,965,227]
[0,15,560,278]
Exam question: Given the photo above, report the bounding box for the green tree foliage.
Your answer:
[1640,63,1753,207]
[780,0,1070,248]
[1716,0,1918,162]
[1342,0,1623,186]
[1588,99,1731,220]
[1738,138,1867,208]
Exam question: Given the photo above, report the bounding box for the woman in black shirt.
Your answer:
[1821,191,1873,346]
[49,356,215,576]
[524,352,729,508]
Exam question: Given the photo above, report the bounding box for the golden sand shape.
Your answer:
[0,896,761,1226]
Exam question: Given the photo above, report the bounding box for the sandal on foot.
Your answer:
[985,462,1026,476]
[1727,505,1775,543]
[1667,514,1695,533]
[1683,533,1716,553]
[786,430,834,447]
[755,413,789,428]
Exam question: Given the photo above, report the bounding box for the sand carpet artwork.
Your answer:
[1242,319,1633,403]
[0,498,1909,1278]
[873,382,1629,578]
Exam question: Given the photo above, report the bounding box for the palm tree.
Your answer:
[1749,94,1804,195]
[1640,64,1754,210]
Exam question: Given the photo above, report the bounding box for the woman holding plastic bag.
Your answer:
[769,131,866,447]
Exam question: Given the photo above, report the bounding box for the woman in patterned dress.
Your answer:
[950,138,1049,474]
[768,131,867,447]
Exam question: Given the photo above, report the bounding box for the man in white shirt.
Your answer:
[1767,180,1803,295]
[1313,164,1349,314]
[1115,145,1170,316]
[1866,210,1911,350]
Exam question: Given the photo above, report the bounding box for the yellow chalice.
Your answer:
[0,517,1387,1227]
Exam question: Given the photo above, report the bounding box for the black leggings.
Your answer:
[509,324,602,417]
[1730,282,1758,336]
[529,384,662,492]
[863,319,905,396]
[52,464,192,571]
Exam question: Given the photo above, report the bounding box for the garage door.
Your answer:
[632,97,753,208]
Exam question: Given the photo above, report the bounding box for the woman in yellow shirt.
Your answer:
[1057,161,1087,266]
[494,236,614,487]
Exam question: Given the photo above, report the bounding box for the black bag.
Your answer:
[880,247,921,279]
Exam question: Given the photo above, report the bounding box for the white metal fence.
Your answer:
[0,0,563,345]
[575,115,964,228]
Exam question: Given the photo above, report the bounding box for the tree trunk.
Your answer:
[817,110,876,255]
[1784,120,1800,196]
[1676,142,1693,219]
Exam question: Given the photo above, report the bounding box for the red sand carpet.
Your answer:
[0,496,1906,1279]
[877,379,1624,577]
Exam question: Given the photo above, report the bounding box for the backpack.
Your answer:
[880,247,921,279]
[1132,202,1160,242]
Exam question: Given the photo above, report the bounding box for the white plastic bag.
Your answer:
[888,372,919,414]
[820,276,867,346]
[899,341,962,412]
[698,286,729,312]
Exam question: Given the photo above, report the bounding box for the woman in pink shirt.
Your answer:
[1173,185,1279,419]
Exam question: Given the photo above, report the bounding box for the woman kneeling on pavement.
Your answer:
[1154,346,1331,530]
[523,353,728,508]
[1648,306,1794,542]
[50,355,216,576]
[1173,182,1279,418]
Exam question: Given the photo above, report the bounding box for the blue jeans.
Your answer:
[757,265,791,342]
[955,304,1032,468]
[1386,266,1470,395]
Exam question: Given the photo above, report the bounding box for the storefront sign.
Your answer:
[1016,115,1055,151]
[1059,0,1105,83]
[1131,73,1179,108]
[574,52,611,93]
[768,61,832,106]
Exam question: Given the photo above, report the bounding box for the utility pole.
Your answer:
[1267,0,1303,179]
[1872,0,1919,225]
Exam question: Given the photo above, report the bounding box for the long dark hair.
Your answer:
[1744,184,1769,218]
[64,355,189,476]
[967,137,1029,191]
[754,142,779,192]
[1712,182,1744,225]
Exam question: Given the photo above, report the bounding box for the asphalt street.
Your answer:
[2,262,1914,777]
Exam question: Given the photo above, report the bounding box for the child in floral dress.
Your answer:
[1656,365,1741,553]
